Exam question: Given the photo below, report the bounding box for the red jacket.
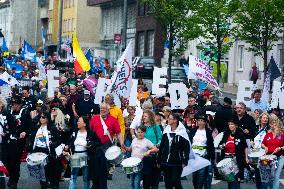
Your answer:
[90,114,121,145]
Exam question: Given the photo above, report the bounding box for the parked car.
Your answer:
[133,56,155,79]
[170,67,188,84]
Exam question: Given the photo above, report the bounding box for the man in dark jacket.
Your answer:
[214,97,234,133]
[234,102,256,147]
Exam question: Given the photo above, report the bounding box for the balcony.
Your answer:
[87,0,136,7]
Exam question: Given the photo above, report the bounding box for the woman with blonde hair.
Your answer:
[51,106,70,144]
[261,115,284,189]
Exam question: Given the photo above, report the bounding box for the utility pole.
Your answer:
[122,0,127,51]
[57,0,63,56]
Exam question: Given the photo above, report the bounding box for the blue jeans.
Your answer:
[273,156,284,189]
[192,165,212,189]
[69,166,90,189]
[130,172,142,189]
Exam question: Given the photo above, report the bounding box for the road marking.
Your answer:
[280,179,284,185]
[212,178,222,185]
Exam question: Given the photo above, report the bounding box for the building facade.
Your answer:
[0,0,11,49]
[185,36,284,86]
[87,0,165,66]
[47,0,101,55]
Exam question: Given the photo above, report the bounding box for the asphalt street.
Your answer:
[11,163,283,189]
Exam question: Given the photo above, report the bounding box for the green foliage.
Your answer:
[143,0,201,56]
[234,0,284,69]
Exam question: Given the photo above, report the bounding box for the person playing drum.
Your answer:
[26,111,61,189]
[89,103,125,189]
[219,117,248,189]
[261,114,284,189]
[125,126,158,189]
[251,112,270,189]
[189,112,215,189]
[67,116,102,189]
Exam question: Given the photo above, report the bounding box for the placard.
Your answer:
[47,70,59,98]
[270,81,284,109]
[151,67,167,96]
[129,79,138,106]
[168,83,188,110]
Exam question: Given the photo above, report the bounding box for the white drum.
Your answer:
[105,146,123,165]
[217,158,239,182]
[248,148,265,165]
[121,157,143,174]
[214,132,223,148]
[26,152,48,180]
[70,154,88,168]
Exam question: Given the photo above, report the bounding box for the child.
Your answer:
[126,126,158,189]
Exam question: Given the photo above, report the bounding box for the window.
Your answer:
[68,19,71,32]
[238,45,244,71]
[278,44,284,68]
[147,30,154,56]
[137,32,144,56]
[138,2,145,16]
[72,18,75,31]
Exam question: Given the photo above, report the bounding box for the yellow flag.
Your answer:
[72,32,90,71]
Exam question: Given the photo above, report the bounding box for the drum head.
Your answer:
[121,157,141,167]
[217,158,232,168]
[26,152,48,166]
[214,132,223,148]
[249,149,265,158]
[105,146,122,160]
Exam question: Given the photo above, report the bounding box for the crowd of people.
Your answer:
[0,54,284,189]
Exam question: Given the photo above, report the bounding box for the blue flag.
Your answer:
[85,49,97,74]
[1,37,8,52]
[21,40,37,62]
[4,58,24,79]
[268,56,281,81]
[99,58,106,75]
[0,79,8,86]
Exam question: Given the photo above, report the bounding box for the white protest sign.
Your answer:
[129,79,138,106]
[0,85,12,99]
[188,55,219,90]
[94,77,106,104]
[168,83,188,110]
[236,80,256,107]
[152,67,167,96]
[270,81,284,109]
[47,70,59,98]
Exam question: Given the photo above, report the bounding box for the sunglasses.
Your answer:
[41,116,47,119]
[52,108,57,111]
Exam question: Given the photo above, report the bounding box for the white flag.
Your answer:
[0,71,19,86]
[261,72,270,102]
[107,40,133,98]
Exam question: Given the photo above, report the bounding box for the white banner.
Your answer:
[107,40,133,98]
[188,55,219,90]
[47,70,59,98]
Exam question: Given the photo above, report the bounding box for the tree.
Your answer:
[234,0,284,73]
[143,0,200,82]
[191,0,240,83]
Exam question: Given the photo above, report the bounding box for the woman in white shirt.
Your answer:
[67,116,101,189]
[27,111,61,189]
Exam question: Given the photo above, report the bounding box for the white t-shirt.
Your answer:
[192,129,207,156]
[74,131,87,153]
[35,126,48,148]
[131,138,154,159]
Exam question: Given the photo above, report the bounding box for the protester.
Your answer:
[158,113,190,189]
[26,111,61,189]
[67,116,101,189]
[141,110,162,189]
[214,97,234,133]
[219,117,248,189]
[125,126,158,189]
[189,112,215,189]
[248,89,269,112]
[89,103,124,188]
